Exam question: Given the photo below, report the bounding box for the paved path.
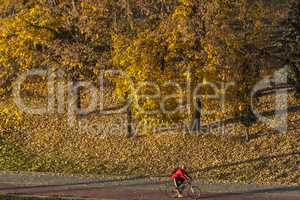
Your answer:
[1,185,300,200]
[0,171,299,200]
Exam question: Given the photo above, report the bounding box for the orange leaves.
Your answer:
[1,101,300,184]
[0,104,22,134]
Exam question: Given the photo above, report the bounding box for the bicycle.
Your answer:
[164,181,201,199]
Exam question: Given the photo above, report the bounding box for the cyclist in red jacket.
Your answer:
[170,165,191,198]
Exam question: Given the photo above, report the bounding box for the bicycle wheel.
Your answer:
[187,185,201,199]
[165,185,178,198]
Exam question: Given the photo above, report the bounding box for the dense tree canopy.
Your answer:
[0,0,298,128]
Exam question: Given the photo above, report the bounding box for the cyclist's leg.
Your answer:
[174,178,183,197]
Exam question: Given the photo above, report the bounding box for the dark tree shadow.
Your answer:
[202,185,300,199]
[189,151,300,175]
[1,152,299,194]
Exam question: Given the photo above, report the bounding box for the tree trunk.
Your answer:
[245,127,249,142]
[291,63,300,95]
[127,104,133,137]
[71,73,81,114]
[190,98,202,132]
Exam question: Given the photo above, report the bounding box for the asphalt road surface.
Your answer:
[1,184,300,200]
[0,172,299,200]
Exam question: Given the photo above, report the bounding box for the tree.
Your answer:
[0,0,293,135]
[273,0,300,97]
[112,0,288,130]
[0,0,56,96]
[0,0,115,106]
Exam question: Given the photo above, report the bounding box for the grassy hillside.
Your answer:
[1,125,299,184]
[0,90,299,185]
